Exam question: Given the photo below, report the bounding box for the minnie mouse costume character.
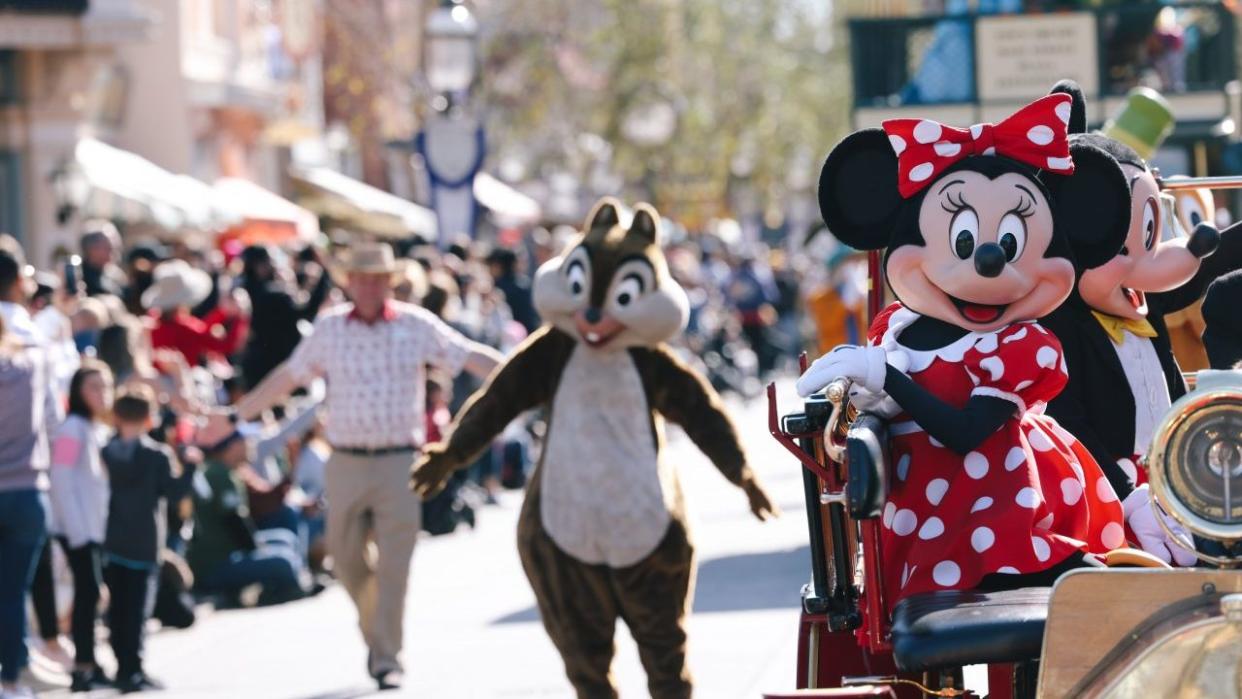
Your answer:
[1040,81,1242,565]
[797,93,1131,613]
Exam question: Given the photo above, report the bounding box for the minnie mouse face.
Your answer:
[1077,160,1208,320]
[887,167,1073,331]
[818,96,1130,334]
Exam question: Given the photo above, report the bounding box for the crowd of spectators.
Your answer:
[0,215,810,697]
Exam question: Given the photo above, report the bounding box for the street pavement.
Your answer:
[34,380,815,698]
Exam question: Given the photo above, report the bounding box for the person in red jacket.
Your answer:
[143,260,248,366]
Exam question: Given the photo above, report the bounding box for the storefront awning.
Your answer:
[474,172,541,227]
[213,177,320,247]
[72,138,215,231]
[289,166,437,240]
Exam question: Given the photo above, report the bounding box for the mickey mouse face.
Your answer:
[885,169,1074,331]
[1078,163,1206,319]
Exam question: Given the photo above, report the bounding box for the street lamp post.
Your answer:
[418,0,485,247]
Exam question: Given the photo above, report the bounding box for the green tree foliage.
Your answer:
[479,0,850,221]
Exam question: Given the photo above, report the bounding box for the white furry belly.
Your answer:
[540,347,671,567]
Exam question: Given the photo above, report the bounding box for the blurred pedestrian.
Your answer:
[238,245,332,388]
[187,425,303,608]
[211,241,502,690]
[145,260,248,366]
[30,272,80,398]
[102,386,190,693]
[121,243,164,317]
[487,247,539,333]
[0,244,60,698]
[79,221,125,298]
[725,253,780,377]
[48,360,114,692]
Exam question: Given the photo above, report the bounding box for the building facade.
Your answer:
[0,0,153,265]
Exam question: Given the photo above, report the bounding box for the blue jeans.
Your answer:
[0,490,48,682]
[197,550,302,606]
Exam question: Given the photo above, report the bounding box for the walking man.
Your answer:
[211,242,502,689]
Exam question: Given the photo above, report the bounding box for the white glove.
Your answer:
[847,384,902,418]
[1122,484,1198,567]
[796,345,889,398]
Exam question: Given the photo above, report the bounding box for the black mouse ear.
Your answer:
[1042,142,1131,269]
[818,129,903,251]
[1049,80,1087,135]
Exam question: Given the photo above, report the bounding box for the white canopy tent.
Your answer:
[290,166,438,240]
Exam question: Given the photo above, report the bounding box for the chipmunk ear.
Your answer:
[585,197,622,231]
[818,128,903,251]
[630,203,661,245]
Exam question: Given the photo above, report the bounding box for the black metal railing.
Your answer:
[849,2,1235,109]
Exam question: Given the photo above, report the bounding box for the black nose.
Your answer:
[974,242,1007,278]
[584,307,602,323]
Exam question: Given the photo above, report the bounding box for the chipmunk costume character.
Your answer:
[411,198,776,699]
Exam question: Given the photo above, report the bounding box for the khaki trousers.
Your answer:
[324,450,422,675]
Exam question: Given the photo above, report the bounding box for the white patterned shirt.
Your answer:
[285,301,472,450]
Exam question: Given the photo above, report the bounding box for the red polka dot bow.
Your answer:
[883,94,1075,198]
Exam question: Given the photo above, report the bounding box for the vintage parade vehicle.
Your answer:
[764,179,1242,699]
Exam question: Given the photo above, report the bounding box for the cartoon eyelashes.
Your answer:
[940,178,1033,274]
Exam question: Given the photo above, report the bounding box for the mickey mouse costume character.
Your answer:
[411,198,776,699]
[1039,81,1242,565]
[797,92,1131,613]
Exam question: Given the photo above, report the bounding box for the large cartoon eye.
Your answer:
[613,274,644,308]
[1178,194,1206,230]
[1142,197,1158,250]
[997,213,1027,262]
[950,208,979,260]
[566,261,587,297]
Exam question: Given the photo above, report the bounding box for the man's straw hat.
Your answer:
[331,242,408,287]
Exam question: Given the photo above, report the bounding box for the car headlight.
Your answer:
[1147,370,1242,543]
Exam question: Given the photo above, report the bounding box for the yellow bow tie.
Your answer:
[1092,311,1157,344]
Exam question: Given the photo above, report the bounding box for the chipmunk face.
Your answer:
[534,197,689,351]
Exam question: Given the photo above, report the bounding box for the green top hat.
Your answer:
[1102,87,1175,161]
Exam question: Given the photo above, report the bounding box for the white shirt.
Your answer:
[0,301,44,346]
[34,306,80,399]
[1112,330,1171,456]
[48,415,111,547]
[285,301,472,450]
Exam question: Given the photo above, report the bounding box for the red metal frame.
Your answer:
[766,382,838,485]
[776,209,1021,697]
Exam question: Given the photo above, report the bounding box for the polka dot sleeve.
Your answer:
[964,322,1067,413]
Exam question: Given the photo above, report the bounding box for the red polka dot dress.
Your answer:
[870,303,1124,614]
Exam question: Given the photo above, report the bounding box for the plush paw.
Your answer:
[410,444,458,498]
[742,477,779,522]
